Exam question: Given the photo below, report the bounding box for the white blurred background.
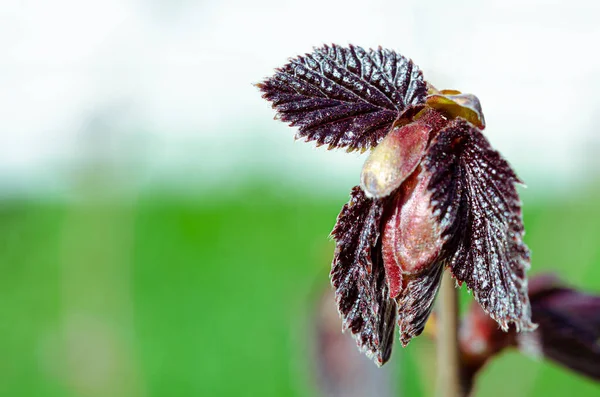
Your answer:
[2,0,600,198]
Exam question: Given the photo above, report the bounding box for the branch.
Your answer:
[436,271,463,397]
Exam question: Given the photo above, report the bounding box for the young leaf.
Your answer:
[423,119,534,332]
[257,44,428,151]
[396,261,444,346]
[330,186,397,365]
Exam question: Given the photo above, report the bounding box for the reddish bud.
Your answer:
[360,122,430,199]
[382,169,443,298]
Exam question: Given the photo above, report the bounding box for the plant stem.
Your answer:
[436,271,463,397]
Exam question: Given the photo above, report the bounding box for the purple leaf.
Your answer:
[423,119,534,331]
[257,44,428,151]
[396,261,444,346]
[330,186,397,365]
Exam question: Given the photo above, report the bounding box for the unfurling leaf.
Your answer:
[396,262,444,346]
[381,167,446,345]
[381,169,443,295]
[424,119,534,332]
[330,187,397,365]
[257,44,428,151]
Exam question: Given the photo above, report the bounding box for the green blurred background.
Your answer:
[3,0,600,396]
[2,179,600,396]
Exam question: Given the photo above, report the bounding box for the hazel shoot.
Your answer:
[257,44,533,365]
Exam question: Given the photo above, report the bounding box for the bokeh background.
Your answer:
[2,0,600,396]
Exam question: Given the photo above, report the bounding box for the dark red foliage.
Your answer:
[424,119,533,332]
[395,260,445,346]
[258,44,533,365]
[257,44,428,151]
[330,187,396,365]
